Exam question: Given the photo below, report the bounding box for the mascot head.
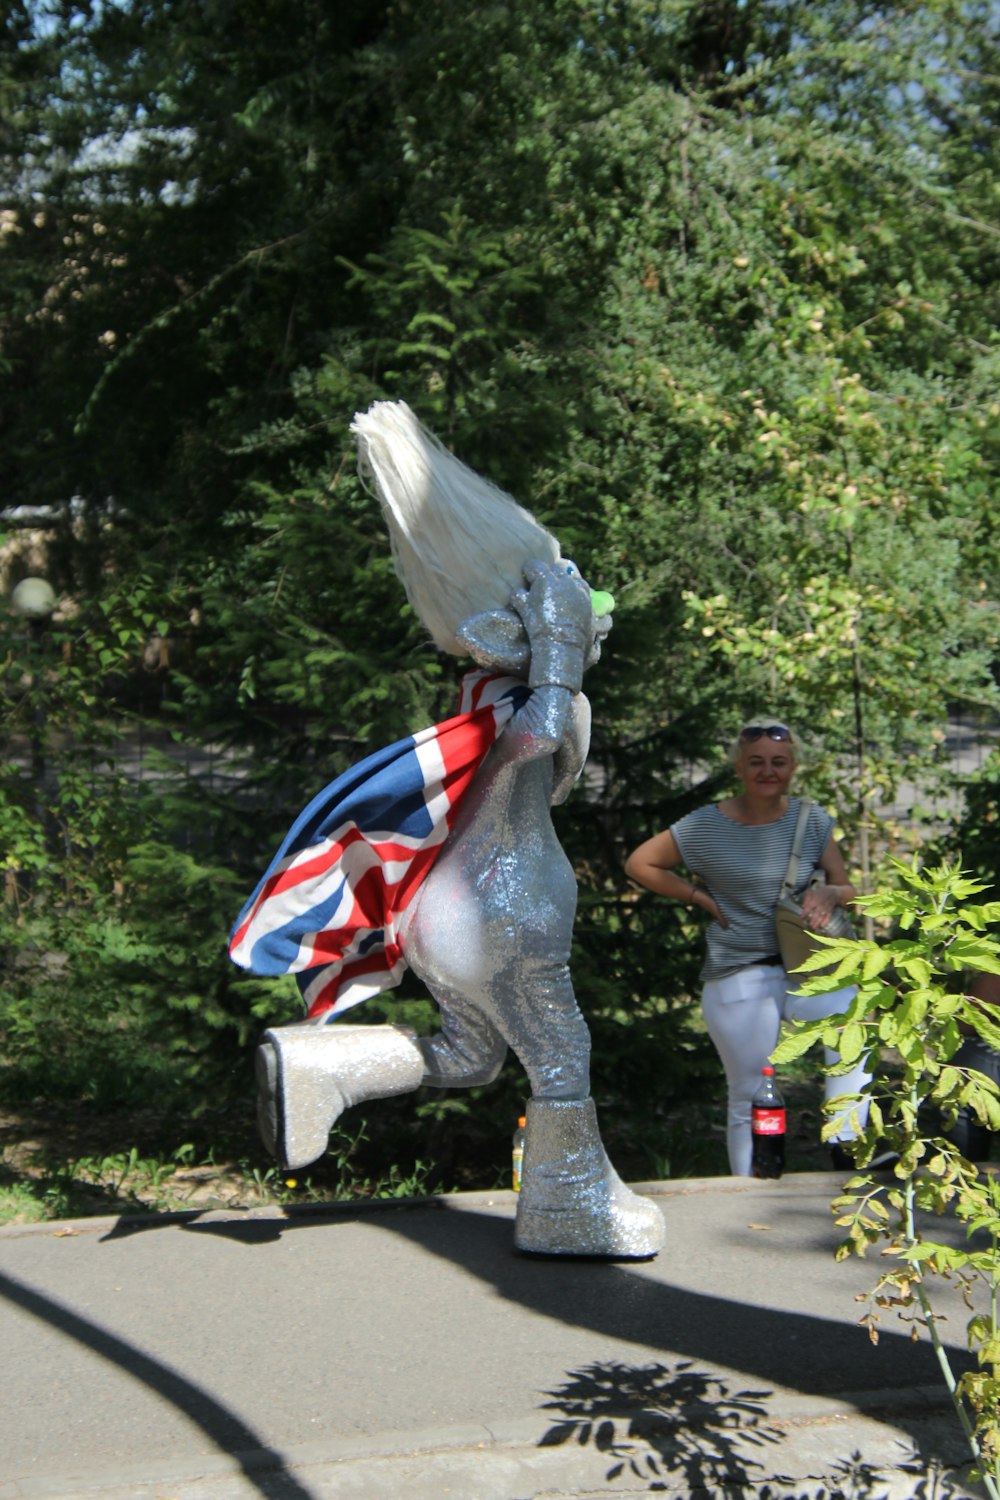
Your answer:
[351,401,613,672]
[352,402,559,653]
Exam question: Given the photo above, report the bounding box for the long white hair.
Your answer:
[351,401,560,656]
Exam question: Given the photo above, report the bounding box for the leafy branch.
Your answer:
[773,857,1000,1495]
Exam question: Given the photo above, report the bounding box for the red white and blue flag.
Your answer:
[229,671,528,1020]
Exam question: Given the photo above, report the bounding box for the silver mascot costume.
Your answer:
[231,401,665,1259]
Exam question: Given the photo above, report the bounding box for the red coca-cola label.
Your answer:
[752,1108,786,1135]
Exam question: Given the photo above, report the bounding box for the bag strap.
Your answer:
[781,799,813,896]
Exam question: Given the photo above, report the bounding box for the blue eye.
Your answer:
[565,564,577,576]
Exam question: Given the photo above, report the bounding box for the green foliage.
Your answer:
[0,599,301,1110]
[0,832,278,1111]
[773,858,1000,1492]
[934,749,1000,904]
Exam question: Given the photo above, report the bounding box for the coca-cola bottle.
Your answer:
[751,1066,786,1179]
[512,1115,526,1192]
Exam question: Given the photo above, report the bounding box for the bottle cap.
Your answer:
[517,1116,526,1127]
[762,1065,775,1076]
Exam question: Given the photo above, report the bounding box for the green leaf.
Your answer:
[861,948,893,981]
[839,1021,866,1064]
[967,1010,1000,1052]
[896,957,934,986]
[948,939,1000,974]
[771,1021,828,1064]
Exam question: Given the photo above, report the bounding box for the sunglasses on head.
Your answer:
[739,724,792,743]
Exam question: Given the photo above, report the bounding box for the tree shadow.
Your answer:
[539,1358,781,1492]
[535,1358,972,1498]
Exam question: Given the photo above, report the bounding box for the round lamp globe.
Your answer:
[11,577,57,618]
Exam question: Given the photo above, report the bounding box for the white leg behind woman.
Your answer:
[702,965,870,1176]
[701,965,786,1176]
[783,983,871,1145]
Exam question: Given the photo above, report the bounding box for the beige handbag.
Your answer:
[775,800,855,974]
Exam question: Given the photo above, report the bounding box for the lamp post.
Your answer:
[10,575,56,828]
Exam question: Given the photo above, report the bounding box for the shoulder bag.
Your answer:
[775,799,856,974]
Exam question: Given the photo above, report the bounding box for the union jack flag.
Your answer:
[229,671,529,1020]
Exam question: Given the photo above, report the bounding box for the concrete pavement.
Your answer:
[0,1172,988,1499]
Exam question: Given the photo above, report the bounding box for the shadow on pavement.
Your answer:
[539,1357,783,1494]
[0,1267,315,1500]
[168,1203,969,1397]
[170,1202,976,1489]
[534,1358,962,1499]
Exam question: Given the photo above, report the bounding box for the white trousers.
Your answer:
[701,962,871,1177]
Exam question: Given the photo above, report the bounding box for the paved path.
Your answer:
[0,1173,987,1499]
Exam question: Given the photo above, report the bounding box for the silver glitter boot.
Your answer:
[514,1098,665,1259]
[256,1024,425,1171]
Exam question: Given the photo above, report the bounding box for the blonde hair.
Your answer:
[351,401,560,656]
[727,717,800,768]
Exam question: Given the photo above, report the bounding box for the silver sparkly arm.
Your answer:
[492,682,573,765]
[479,560,594,768]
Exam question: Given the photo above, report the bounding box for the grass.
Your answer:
[0,1044,863,1227]
[2,1008,944,1227]
[0,1096,446,1226]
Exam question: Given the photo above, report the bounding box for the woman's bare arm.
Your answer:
[625,829,727,927]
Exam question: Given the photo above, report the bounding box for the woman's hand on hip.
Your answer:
[696,889,729,929]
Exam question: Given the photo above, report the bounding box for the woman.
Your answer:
[624,719,870,1176]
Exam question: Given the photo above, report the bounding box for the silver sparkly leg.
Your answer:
[256,1024,426,1170]
[514,1098,665,1259]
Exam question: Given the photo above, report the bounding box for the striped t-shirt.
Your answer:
[671,797,834,982]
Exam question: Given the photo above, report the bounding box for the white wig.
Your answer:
[351,401,560,656]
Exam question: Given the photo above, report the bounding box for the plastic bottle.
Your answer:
[512,1115,526,1192]
[751,1066,786,1179]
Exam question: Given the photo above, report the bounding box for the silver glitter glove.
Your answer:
[511,560,593,694]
